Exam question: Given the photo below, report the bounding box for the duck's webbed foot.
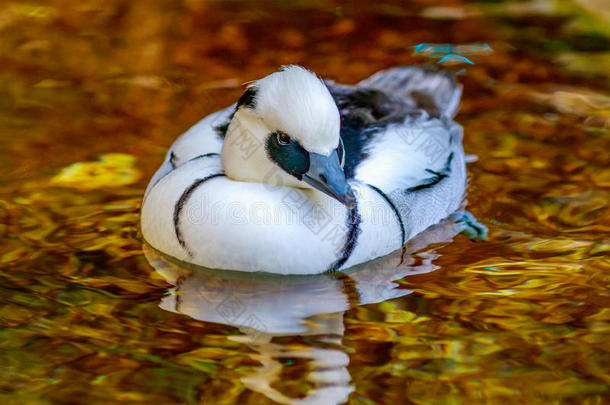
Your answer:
[450,210,488,241]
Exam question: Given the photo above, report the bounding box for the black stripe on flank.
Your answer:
[367,184,405,246]
[173,173,225,257]
[188,152,220,162]
[169,151,220,171]
[326,202,362,272]
[407,152,454,192]
[147,153,221,197]
[408,171,447,192]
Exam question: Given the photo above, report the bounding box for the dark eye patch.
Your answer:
[265,132,310,179]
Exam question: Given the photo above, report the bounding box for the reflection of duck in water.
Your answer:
[144,218,462,405]
[141,65,487,275]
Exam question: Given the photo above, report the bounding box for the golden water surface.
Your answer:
[1,0,609,404]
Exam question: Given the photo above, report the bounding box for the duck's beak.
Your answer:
[303,151,356,209]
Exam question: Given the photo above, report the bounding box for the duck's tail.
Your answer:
[357,66,462,119]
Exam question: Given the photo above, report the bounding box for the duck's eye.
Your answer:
[276,132,291,146]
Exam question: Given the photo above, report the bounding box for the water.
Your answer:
[1,0,609,403]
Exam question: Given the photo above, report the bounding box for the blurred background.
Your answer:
[0,0,609,404]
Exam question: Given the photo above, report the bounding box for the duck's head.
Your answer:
[221,65,355,208]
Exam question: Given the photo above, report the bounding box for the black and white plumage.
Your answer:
[141,65,478,275]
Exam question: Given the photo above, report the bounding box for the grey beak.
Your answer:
[303,150,356,209]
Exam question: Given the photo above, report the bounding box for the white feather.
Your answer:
[254,65,340,155]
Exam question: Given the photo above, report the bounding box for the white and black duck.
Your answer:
[141,65,487,275]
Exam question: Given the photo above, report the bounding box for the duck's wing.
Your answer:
[325,66,464,193]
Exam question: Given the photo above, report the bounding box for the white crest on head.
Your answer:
[249,65,340,155]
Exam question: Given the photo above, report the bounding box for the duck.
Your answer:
[141,65,487,275]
